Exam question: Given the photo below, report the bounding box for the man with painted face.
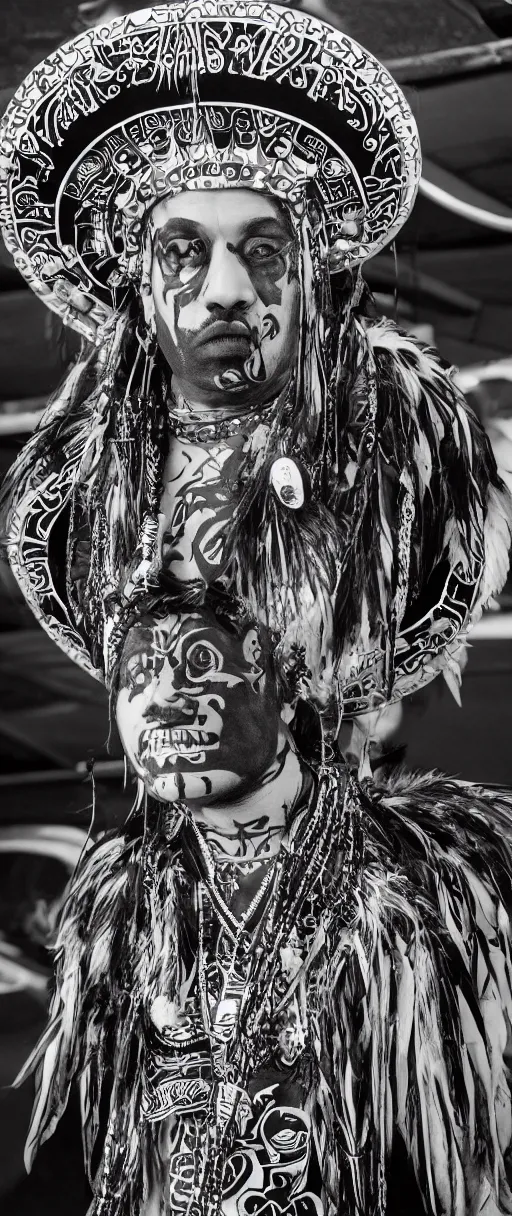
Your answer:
[3,4,512,1216]
[113,593,319,1216]
[151,191,299,404]
[22,583,512,1216]
[115,596,297,806]
[151,189,301,589]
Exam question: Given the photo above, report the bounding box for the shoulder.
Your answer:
[331,770,512,1211]
[363,768,512,907]
[364,318,488,462]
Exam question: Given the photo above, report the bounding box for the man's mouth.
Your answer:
[139,726,219,766]
[196,320,252,350]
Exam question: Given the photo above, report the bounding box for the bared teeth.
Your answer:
[139,727,218,760]
[182,751,206,766]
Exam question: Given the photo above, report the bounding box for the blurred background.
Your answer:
[1,0,512,1210]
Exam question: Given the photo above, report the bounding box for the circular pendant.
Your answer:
[270,457,305,510]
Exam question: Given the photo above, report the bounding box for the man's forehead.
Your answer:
[123,612,201,655]
[151,187,286,235]
[121,609,263,662]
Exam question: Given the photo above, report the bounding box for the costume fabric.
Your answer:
[4,313,510,715]
[17,770,512,1216]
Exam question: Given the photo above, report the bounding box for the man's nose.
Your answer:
[202,241,256,313]
[142,687,197,722]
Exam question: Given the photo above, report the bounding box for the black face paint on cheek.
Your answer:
[154,242,209,380]
[239,250,283,309]
[212,241,296,390]
[154,231,208,306]
[242,314,281,385]
[119,629,167,702]
[176,772,186,799]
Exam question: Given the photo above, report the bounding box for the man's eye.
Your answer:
[243,237,287,263]
[186,643,221,680]
[161,238,206,273]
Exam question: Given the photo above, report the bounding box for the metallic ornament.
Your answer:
[168,400,277,445]
[270,457,305,509]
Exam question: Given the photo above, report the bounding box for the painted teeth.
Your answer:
[139,727,218,760]
[170,728,212,745]
[152,750,206,769]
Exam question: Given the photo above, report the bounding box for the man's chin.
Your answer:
[173,363,288,409]
[147,768,242,804]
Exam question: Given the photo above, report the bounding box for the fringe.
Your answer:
[15,773,512,1216]
[332,321,512,651]
[16,819,184,1213]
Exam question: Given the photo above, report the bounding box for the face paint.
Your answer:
[116,608,280,805]
[150,190,300,408]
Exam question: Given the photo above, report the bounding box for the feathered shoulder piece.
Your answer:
[14,772,512,1216]
[219,311,512,715]
[316,769,512,1216]
[327,320,512,715]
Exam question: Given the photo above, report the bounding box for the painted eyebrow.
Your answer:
[154,215,292,244]
[154,218,205,243]
[238,217,293,240]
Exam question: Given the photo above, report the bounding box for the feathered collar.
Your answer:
[15,768,512,1216]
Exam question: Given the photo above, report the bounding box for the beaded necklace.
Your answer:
[191,820,278,946]
[168,386,287,445]
[178,764,363,1216]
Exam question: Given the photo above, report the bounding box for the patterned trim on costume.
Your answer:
[7,463,102,681]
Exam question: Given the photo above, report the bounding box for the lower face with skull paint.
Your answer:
[115,608,280,804]
[150,189,300,408]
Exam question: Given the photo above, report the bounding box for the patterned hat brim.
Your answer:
[0,1,421,341]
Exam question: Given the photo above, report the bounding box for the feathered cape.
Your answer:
[15,770,512,1216]
[3,310,511,713]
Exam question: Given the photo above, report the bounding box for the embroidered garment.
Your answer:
[142,855,323,1215]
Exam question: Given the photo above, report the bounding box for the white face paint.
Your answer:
[115,608,280,805]
[149,189,300,408]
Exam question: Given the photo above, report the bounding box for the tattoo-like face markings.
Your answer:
[150,189,300,407]
[116,608,280,805]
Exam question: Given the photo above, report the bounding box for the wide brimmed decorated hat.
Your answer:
[0,0,421,342]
